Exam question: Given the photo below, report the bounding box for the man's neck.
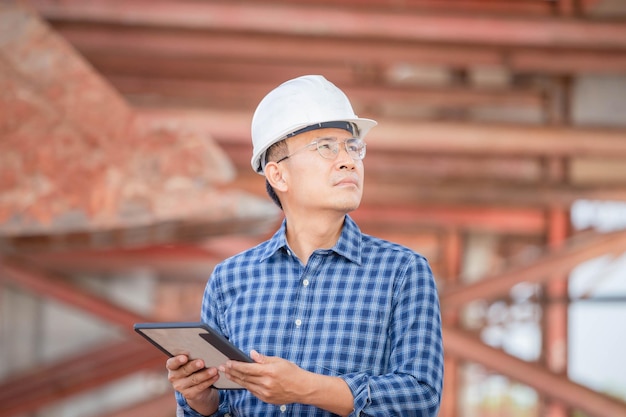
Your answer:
[284,211,346,265]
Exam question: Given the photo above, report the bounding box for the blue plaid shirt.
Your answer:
[177,215,443,416]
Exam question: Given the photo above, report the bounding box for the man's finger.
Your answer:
[166,354,188,370]
[183,359,205,375]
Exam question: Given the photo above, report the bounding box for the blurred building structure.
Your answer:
[1,1,626,416]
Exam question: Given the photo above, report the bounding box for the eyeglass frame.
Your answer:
[275,136,367,165]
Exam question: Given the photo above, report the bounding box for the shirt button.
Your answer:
[303,279,309,287]
[295,319,302,327]
[280,405,287,412]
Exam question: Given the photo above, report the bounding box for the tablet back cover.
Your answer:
[134,322,250,390]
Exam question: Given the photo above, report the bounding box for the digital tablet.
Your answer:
[134,321,252,389]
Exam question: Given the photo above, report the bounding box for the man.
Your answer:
[167,75,444,416]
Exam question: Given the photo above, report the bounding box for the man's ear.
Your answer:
[264,162,288,192]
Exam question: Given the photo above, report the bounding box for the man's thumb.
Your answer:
[250,349,266,364]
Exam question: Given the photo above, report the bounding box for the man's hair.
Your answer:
[264,141,288,209]
[265,179,282,210]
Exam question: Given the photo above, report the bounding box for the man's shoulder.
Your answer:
[220,240,267,262]
[361,232,427,261]
[215,238,274,269]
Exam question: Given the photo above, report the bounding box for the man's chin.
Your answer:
[336,199,361,214]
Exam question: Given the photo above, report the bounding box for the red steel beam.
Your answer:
[439,229,463,417]
[441,229,626,310]
[29,0,626,50]
[443,326,626,417]
[542,207,571,417]
[373,121,626,157]
[11,239,266,276]
[361,180,626,207]
[0,259,150,327]
[53,25,505,69]
[100,74,544,112]
[363,154,543,184]
[0,339,164,416]
[0,212,280,252]
[17,244,221,275]
[243,0,555,15]
[512,48,626,74]
[351,205,546,235]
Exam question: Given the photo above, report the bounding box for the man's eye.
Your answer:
[347,140,362,152]
[317,139,335,151]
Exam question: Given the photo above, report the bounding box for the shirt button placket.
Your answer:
[295,275,309,328]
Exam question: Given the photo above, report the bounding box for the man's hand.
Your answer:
[166,355,220,416]
[220,350,354,416]
[219,350,305,405]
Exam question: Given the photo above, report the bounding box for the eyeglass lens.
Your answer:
[317,137,366,160]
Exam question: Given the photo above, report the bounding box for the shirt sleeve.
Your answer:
[341,254,444,417]
[174,267,231,417]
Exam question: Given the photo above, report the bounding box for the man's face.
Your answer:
[280,127,365,214]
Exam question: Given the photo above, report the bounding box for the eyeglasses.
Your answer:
[276,137,366,164]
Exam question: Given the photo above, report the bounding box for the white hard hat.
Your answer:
[250,75,377,174]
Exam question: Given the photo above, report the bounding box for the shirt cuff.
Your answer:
[175,391,222,417]
[340,373,370,416]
